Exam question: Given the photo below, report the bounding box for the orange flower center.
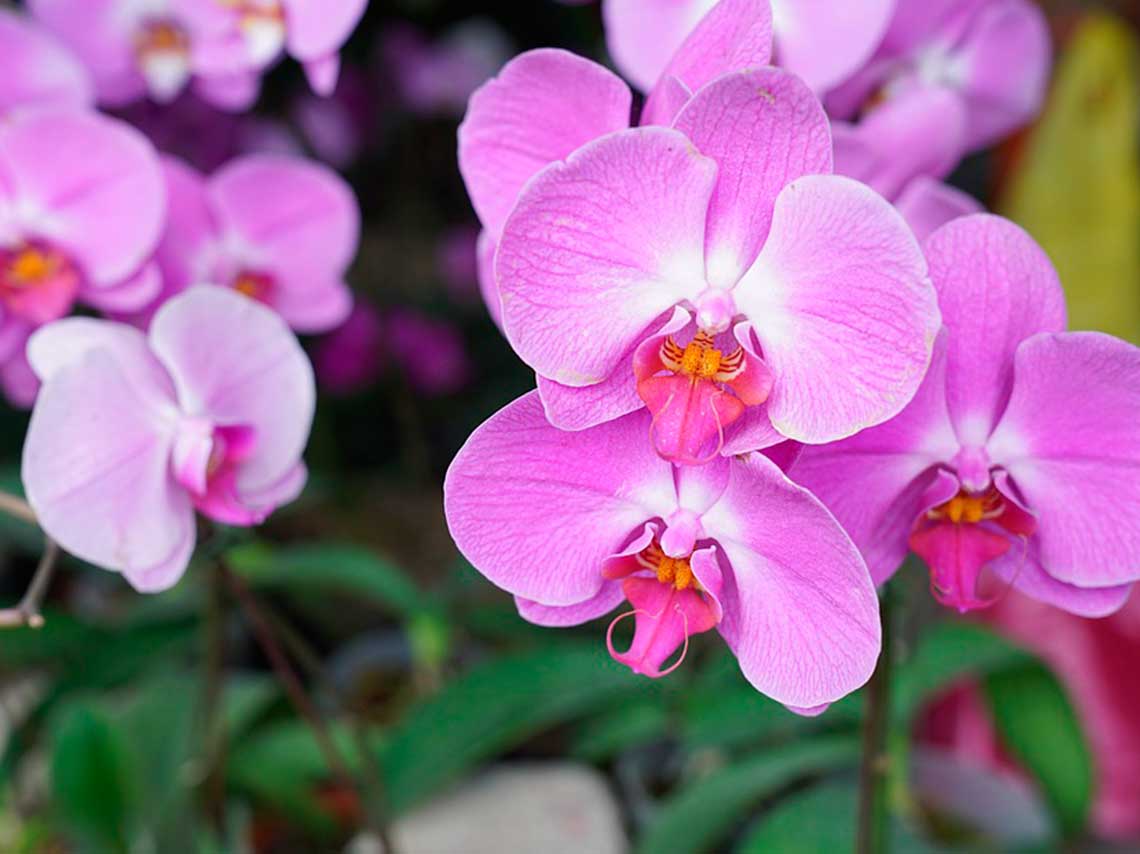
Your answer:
[928,488,1004,525]
[661,331,744,383]
[636,541,700,592]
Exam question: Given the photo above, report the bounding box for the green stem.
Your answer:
[856,584,894,854]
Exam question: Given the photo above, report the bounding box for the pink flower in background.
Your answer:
[793,214,1140,617]
[603,0,895,94]
[292,66,375,169]
[495,68,937,464]
[23,286,315,592]
[146,154,358,333]
[445,392,880,708]
[28,0,259,109]
[0,109,165,405]
[381,20,513,117]
[922,597,1140,840]
[313,302,385,396]
[191,0,370,96]
[0,8,92,116]
[893,177,984,244]
[828,0,1050,199]
[459,0,773,328]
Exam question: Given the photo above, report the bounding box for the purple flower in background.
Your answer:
[145,154,358,333]
[119,92,301,173]
[828,0,1051,199]
[893,177,984,244]
[793,215,1140,617]
[603,0,896,93]
[494,68,937,464]
[313,302,385,396]
[0,8,92,116]
[445,392,880,708]
[386,309,470,397]
[459,0,773,328]
[292,66,375,169]
[0,110,165,405]
[380,19,513,117]
[23,286,315,591]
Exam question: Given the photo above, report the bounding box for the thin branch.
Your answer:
[0,537,59,630]
[221,563,355,782]
[0,490,37,526]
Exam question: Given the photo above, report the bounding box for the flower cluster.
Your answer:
[446,0,1140,711]
[4,2,368,591]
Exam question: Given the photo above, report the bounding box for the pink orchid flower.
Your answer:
[793,214,1140,617]
[603,0,896,94]
[28,0,258,109]
[892,176,983,244]
[459,0,774,329]
[0,9,92,116]
[142,154,358,334]
[0,109,165,405]
[22,286,315,592]
[827,0,1050,200]
[445,391,880,709]
[494,67,938,464]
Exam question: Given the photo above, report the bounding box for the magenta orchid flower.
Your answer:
[143,154,358,334]
[893,176,983,244]
[494,67,938,464]
[792,214,1140,617]
[445,391,880,709]
[459,0,773,329]
[0,8,92,116]
[0,109,165,405]
[23,286,315,592]
[602,0,895,94]
[827,0,1050,199]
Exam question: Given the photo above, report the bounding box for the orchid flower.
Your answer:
[22,286,315,592]
[459,0,773,328]
[602,0,896,94]
[827,0,1050,200]
[494,67,938,464]
[0,109,165,405]
[793,214,1140,617]
[0,8,92,116]
[445,391,880,710]
[142,154,358,334]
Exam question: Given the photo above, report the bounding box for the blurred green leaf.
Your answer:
[50,705,136,852]
[381,643,657,812]
[635,738,859,854]
[999,13,1140,341]
[226,542,425,616]
[893,621,1030,721]
[222,673,280,737]
[735,779,941,854]
[570,701,670,762]
[985,663,1092,837]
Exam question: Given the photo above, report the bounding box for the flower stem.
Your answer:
[0,490,58,630]
[856,583,894,854]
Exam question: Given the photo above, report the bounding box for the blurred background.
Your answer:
[2,0,1140,851]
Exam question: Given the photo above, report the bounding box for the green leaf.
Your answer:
[735,779,941,854]
[999,13,1140,342]
[50,704,137,852]
[570,701,670,762]
[381,643,657,812]
[985,663,1092,836]
[226,542,425,616]
[893,621,1031,721]
[635,738,859,854]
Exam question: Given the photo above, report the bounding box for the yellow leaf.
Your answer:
[999,14,1140,342]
